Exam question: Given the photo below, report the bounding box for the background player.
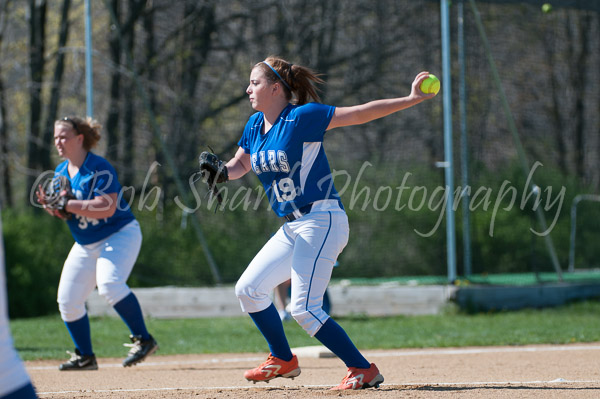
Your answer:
[0,209,37,398]
[201,56,436,389]
[36,116,158,370]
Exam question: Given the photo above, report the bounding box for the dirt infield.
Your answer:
[27,343,600,398]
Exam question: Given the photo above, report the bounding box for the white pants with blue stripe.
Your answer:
[235,209,349,336]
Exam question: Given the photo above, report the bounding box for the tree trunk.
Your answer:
[573,13,590,183]
[0,1,12,207]
[174,1,216,171]
[543,14,568,175]
[105,0,146,186]
[143,1,166,206]
[41,0,72,171]
[105,0,122,163]
[122,0,137,187]
[26,0,47,193]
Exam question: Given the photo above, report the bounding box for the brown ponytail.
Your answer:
[257,56,324,105]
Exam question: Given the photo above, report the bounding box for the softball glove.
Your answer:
[198,151,228,205]
[37,175,75,219]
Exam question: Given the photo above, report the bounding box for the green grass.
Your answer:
[11,300,600,361]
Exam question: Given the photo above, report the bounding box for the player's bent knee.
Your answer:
[235,281,271,313]
[234,280,253,304]
[234,280,247,300]
[97,283,130,306]
[290,309,329,337]
[58,301,86,322]
[235,281,255,312]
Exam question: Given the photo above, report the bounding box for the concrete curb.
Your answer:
[87,283,457,319]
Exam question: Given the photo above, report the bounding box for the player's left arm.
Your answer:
[64,193,118,219]
[225,147,252,180]
[327,71,436,131]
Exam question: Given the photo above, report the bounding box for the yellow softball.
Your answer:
[420,74,440,95]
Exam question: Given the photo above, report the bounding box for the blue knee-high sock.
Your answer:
[249,303,293,361]
[113,292,150,340]
[64,314,94,356]
[314,318,370,369]
[3,382,37,399]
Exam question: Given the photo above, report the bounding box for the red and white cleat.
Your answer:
[244,353,301,384]
[331,363,384,390]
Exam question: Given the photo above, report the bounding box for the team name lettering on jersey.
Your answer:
[251,150,290,175]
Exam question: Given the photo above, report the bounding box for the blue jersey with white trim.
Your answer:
[237,102,343,217]
[54,152,136,245]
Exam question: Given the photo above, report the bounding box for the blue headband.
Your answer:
[262,61,291,91]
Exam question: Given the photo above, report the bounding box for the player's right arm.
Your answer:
[225,147,252,180]
[65,193,117,219]
[327,71,435,131]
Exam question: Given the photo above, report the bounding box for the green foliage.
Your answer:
[10,299,600,361]
[338,164,447,278]
[3,209,72,318]
[131,208,218,287]
[457,162,591,276]
[130,192,281,287]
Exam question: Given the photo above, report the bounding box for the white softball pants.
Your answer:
[57,220,142,322]
[0,331,32,397]
[0,232,33,397]
[235,209,349,336]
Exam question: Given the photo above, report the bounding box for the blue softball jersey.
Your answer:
[54,152,136,245]
[237,102,343,217]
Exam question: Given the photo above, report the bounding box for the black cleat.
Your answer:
[59,349,98,371]
[122,334,159,367]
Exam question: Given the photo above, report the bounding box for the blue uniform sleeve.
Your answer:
[237,112,262,154]
[91,159,122,196]
[294,103,335,142]
[237,129,250,153]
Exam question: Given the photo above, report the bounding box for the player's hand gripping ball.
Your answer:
[36,175,76,219]
[420,74,440,95]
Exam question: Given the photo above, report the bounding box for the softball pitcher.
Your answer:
[199,56,436,390]
[36,116,158,370]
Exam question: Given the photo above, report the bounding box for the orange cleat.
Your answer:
[244,353,301,383]
[331,363,384,390]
